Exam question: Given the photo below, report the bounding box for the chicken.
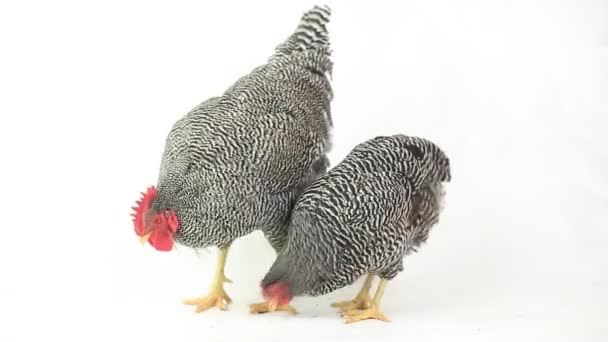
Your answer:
[131,5,333,313]
[250,134,451,323]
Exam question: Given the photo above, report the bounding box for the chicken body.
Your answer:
[257,134,451,322]
[137,5,333,312]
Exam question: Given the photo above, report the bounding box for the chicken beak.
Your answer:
[268,298,279,312]
[139,232,152,246]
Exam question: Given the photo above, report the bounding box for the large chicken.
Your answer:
[250,134,451,323]
[131,5,333,313]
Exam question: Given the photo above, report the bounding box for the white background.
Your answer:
[0,0,606,341]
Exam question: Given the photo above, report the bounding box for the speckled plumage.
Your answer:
[261,134,451,296]
[149,5,333,252]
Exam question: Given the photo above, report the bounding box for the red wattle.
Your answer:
[167,211,179,232]
[149,228,174,251]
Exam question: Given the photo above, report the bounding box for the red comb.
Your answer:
[131,186,157,236]
[262,282,292,305]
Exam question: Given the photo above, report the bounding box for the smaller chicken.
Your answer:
[249,134,451,323]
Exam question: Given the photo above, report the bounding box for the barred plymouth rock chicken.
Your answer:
[131,5,333,313]
[250,134,451,323]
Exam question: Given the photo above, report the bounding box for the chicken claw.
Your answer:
[343,305,390,323]
[249,302,297,315]
[183,287,232,312]
[332,274,374,313]
[331,293,371,313]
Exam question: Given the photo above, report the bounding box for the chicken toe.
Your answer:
[249,302,297,315]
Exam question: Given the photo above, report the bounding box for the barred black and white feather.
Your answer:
[150,5,334,253]
[261,134,451,296]
[271,5,332,68]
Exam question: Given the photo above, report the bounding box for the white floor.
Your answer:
[109,226,606,342]
[0,0,606,341]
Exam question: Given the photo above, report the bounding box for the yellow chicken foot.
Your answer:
[183,286,231,312]
[332,274,374,313]
[249,301,297,315]
[183,244,233,312]
[343,278,390,323]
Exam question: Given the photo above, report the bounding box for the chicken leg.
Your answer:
[331,274,374,312]
[343,278,390,323]
[183,244,233,312]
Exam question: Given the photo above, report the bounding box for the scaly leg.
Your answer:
[183,244,233,312]
[343,278,390,323]
[331,274,374,312]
